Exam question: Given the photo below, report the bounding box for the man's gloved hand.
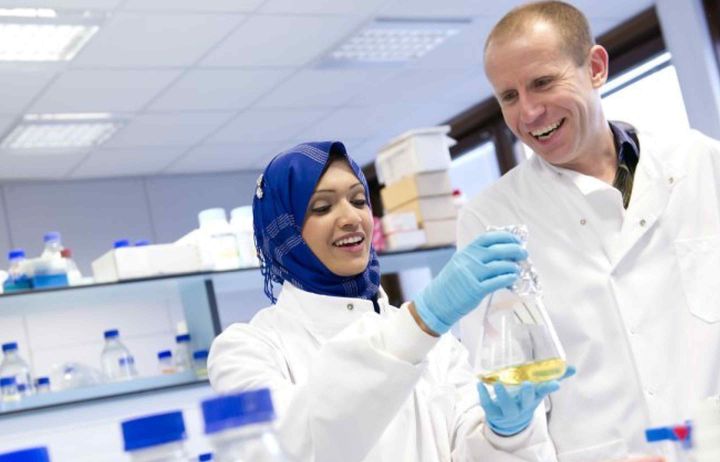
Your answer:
[413,231,527,335]
[478,366,576,436]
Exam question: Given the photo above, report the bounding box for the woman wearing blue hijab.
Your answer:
[208,141,567,462]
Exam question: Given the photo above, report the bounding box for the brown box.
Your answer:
[380,171,453,211]
[389,195,456,227]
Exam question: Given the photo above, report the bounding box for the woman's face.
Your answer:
[302,158,373,277]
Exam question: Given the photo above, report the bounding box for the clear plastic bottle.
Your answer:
[202,388,293,462]
[121,410,190,462]
[174,334,192,372]
[0,342,34,396]
[34,377,51,393]
[157,351,176,375]
[0,446,50,462]
[60,249,82,286]
[4,249,32,292]
[0,377,21,406]
[198,208,240,271]
[40,232,64,260]
[230,206,259,268]
[100,329,137,381]
[193,350,209,379]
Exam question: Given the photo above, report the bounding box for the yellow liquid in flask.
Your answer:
[480,358,567,386]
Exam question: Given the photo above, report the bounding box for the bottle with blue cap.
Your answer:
[157,350,176,375]
[121,410,189,461]
[201,388,293,462]
[34,232,69,288]
[100,329,137,381]
[0,446,50,462]
[197,453,213,461]
[197,208,240,271]
[114,239,130,249]
[0,376,21,408]
[192,350,209,379]
[40,232,63,260]
[0,342,34,396]
[4,249,32,292]
[174,334,192,372]
[34,377,51,394]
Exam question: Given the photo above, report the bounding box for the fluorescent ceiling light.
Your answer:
[319,18,470,66]
[0,9,101,61]
[1,113,125,150]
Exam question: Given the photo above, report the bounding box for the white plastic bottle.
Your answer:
[0,446,50,462]
[201,388,293,462]
[198,208,240,271]
[0,342,34,396]
[193,350,209,378]
[100,329,137,381]
[4,249,32,292]
[121,411,190,462]
[173,334,192,372]
[60,248,83,286]
[40,232,64,260]
[157,350,176,374]
[230,206,259,267]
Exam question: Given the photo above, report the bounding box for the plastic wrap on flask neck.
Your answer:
[486,224,541,295]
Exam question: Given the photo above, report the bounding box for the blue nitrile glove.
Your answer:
[478,366,576,436]
[413,231,527,335]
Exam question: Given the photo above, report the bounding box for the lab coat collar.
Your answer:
[275,281,390,338]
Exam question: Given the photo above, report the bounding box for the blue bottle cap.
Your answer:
[43,232,61,243]
[193,350,209,360]
[122,411,186,451]
[35,377,50,386]
[118,356,135,366]
[0,447,50,462]
[104,329,119,339]
[157,350,172,360]
[113,239,130,249]
[134,239,151,246]
[2,342,18,352]
[198,453,213,461]
[0,377,16,387]
[202,388,275,434]
[16,384,26,393]
[175,334,191,343]
[8,249,25,260]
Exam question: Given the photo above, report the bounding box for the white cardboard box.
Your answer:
[375,126,455,185]
[422,218,457,247]
[92,244,202,283]
[389,195,457,227]
[381,212,419,235]
[385,229,427,252]
[380,170,453,211]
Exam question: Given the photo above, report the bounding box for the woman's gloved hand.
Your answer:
[478,366,576,436]
[413,231,527,335]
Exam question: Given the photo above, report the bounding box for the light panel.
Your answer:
[1,113,125,150]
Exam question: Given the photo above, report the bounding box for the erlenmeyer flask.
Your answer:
[476,225,566,386]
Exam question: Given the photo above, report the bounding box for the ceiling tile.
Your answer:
[30,69,182,113]
[205,109,330,144]
[259,0,389,15]
[121,0,264,12]
[0,0,124,8]
[71,13,244,68]
[164,143,282,174]
[254,68,397,109]
[147,68,293,112]
[0,115,20,139]
[0,65,59,115]
[70,146,186,178]
[103,112,235,148]
[200,15,364,67]
[0,151,88,180]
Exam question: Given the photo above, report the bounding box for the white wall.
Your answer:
[0,170,262,275]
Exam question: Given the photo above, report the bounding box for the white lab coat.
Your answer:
[457,128,720,462]
[209,281,557,462]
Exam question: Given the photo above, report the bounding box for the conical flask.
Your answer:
[476,225,566,386]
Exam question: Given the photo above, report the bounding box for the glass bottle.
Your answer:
[476,225,566,386]
[100,329,137,381]
[173,334,192,372]
[0,342,34,396]
[193,350,209,379]
[121,411,190,462]
[157,351,176,375]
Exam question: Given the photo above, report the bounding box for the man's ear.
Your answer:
[588,44,609,89]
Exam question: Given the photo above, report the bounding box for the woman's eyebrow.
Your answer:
[314,182,363,194]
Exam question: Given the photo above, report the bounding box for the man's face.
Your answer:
[485,21,607,169]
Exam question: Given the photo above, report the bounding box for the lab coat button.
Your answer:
[580,219,587,226]
[640,219,647,227]
[668,177,674,184]
[346,303,354,311]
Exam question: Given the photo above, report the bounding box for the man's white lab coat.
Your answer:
[209,282,557,462]
[458,128,720,462]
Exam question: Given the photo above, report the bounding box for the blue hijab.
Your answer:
[252,141,381,303]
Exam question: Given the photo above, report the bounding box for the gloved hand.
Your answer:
[478,366,576,436]
[413,231,527,335]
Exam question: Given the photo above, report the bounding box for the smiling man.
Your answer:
[457,2,720,462]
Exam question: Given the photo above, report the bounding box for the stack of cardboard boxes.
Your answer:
[376,126,458,251]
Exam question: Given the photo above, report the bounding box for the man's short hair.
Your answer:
[485,1,595,66]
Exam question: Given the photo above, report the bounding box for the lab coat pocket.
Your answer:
[675,235,720,323]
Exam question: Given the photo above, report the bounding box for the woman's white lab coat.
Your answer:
[208,282,557,462]
[457,128,720,462]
